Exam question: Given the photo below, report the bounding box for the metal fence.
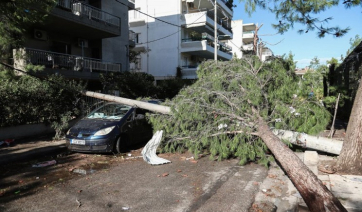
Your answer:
[22,48,121,73]
[57,0,120,28]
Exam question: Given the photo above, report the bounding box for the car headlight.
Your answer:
[94,126,116,136]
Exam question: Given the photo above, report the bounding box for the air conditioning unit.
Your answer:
[72,2,82,16]
[78,39,88,48]
[34,29,47,41]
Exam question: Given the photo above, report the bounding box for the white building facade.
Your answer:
[129,0,234,80]
[229,20,273,61]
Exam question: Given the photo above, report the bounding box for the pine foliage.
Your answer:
[242,0,361,37]
[149,57,330,165]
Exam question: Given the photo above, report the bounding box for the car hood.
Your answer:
[70,119,120,134]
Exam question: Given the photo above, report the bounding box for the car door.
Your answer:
[134,108,153,143]
[120,108,137,146]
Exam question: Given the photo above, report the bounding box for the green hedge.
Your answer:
[0,73,84,128]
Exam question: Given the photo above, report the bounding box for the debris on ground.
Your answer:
[73,168,87,175]
[76,198,81,208]
[157,172,169,177]
[121,206,130,210]
[0,139,15,147]
[141,130,171,165]
[32,160,56,167]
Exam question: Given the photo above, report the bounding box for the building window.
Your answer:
[135,33,141,44]
[136,56,141,70]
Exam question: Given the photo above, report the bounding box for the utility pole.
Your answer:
[214,0,217,62]
[253,23,263,59]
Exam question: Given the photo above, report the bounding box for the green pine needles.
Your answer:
[148,57,330,166]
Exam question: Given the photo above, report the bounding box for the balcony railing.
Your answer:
[202,32,214,41]
[219,42,232,52]
[182,65,198,68]
[129,9,145,20]
[18,48,121,73]
[56,0,120,28]
[206,10,232,33]
[182,33,232,54]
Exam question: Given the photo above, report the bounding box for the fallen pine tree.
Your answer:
[83,57,347,211]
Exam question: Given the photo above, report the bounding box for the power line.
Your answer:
[261,39,284,46]
[259,33,280,36]
[144,31,180,44]
[228,40,242,51]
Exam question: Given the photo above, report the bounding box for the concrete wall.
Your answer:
[130,0,181,79]
[230,19,243,59]
[102,0,130,71]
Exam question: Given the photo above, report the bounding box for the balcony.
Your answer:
[183,10,232,38]
[129,10,146,27]
[181,66,198,79]
[219,41,232,53]
[180,33,232,60]
[13,48,121,80]
[46,0,121,39]
[182,0,233,16]
[243,31,255,43]
[242,44,254,51]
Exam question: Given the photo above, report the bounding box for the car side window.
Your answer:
[135,108,147,120]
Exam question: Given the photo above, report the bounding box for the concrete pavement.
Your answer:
[1,137,362,211]
[0,141,269,212]
[0,136,67,164]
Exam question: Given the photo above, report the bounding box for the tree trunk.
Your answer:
[272,129,343,155]
[337,79,362,174]
[83,91,171,114]
[258,119,347,212]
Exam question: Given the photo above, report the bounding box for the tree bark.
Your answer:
[83,91,171,114]
[272,129,343,155]
[337,79,362,174]
[258,119,347,212]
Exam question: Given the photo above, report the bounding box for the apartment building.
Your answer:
[129,0,234,80]
[229,20,273,61]
[13,0,134,89]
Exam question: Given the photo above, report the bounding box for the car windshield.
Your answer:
[87,103,132,120]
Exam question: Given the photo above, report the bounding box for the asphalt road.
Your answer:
[0,150,268,212]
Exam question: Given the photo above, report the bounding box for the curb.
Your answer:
[0,141,67,164]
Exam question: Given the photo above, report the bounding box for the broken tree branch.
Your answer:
[329,93,341,138]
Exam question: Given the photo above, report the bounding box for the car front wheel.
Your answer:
[113,136,128,154]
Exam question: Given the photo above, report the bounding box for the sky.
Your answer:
[232,2,362,68]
